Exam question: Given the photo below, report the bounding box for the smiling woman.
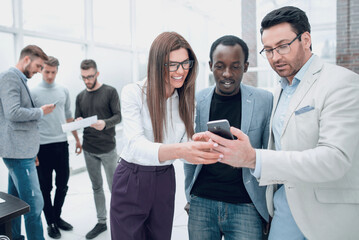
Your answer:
[165,48,191,98]
[110,31,221,240]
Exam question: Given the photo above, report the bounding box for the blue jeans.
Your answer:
[188,195,263,240]
[3,158,45,240]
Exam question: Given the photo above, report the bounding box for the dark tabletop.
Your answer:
[0,192,30,224]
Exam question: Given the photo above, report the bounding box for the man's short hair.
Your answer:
[44,56,60,68]
[80,59,97,71]
[260,6,311,36]
[19,45,48,61]
[209,35,249,63]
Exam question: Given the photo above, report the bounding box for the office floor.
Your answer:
[16,160,189,240]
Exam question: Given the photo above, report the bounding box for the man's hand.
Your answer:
[205,127,256,169]
[41,104,56,115]
[75,140,82,155]
[35,156,39,166]
[91,120,106,131]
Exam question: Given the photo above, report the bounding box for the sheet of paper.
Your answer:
[0,197,5,203]
[61,115,98,132]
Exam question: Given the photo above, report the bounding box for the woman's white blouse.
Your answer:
[120,79,188,166]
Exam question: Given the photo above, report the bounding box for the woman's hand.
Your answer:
[177,141,221,165]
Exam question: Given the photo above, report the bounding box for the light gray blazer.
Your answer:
[0,68,42,159]
[184,83,273,221]
[260,56,359,239]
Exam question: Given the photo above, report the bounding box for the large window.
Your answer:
[135,0,163,50]
[23,0,84,39]
[0,0,246,96]
[93,0,131,46]
[0,0,13,27]
[93,47,132,96]
[0,32,15,72]
[0,0,339,109]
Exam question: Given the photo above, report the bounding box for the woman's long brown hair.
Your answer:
[145,32,198,143]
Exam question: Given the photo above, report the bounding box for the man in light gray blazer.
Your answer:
[0,45,55,240]
[204,6,359,240]
[184,35,273,240]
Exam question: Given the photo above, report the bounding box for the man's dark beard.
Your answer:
[23,65,31,78]
[87,78,97,90]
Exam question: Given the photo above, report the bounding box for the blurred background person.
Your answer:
[75,59,121,239]
[31,56,82,239]
[0,45,54,240]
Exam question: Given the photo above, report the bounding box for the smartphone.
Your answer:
[207,119,234,140]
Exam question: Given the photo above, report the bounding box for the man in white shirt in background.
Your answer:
[31,56,82,239]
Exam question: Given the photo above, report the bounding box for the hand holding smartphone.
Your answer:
[207,119,234,140]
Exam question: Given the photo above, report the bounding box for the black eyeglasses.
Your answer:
[80,72,97,80]
[260,33,303,59]
[165,60,194,72]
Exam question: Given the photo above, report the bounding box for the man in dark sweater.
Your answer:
[75,59,121,239]
[184,36,273,240]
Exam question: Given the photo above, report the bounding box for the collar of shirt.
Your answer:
[168,88,179,100]
[10,67,28,83]
[40,80,56,88]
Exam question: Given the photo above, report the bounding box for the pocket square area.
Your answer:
[295,105,315,115]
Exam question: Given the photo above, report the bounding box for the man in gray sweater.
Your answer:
[31,56,82,239]
[75,59,121,239]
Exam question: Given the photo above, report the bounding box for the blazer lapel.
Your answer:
[198,87,214,132]
[240,84,253,135]
[268,86,282,149]
[11,68,36,107]
[281,56,323,136]
[20,80,35,107]
[272,86,282,119]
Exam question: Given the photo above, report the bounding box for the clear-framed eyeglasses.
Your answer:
[259,33,303,59]
[80,72,97,80]
[164,60,194,72]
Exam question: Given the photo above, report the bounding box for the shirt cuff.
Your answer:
[39,108,44,118]
[250,149,262,179]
